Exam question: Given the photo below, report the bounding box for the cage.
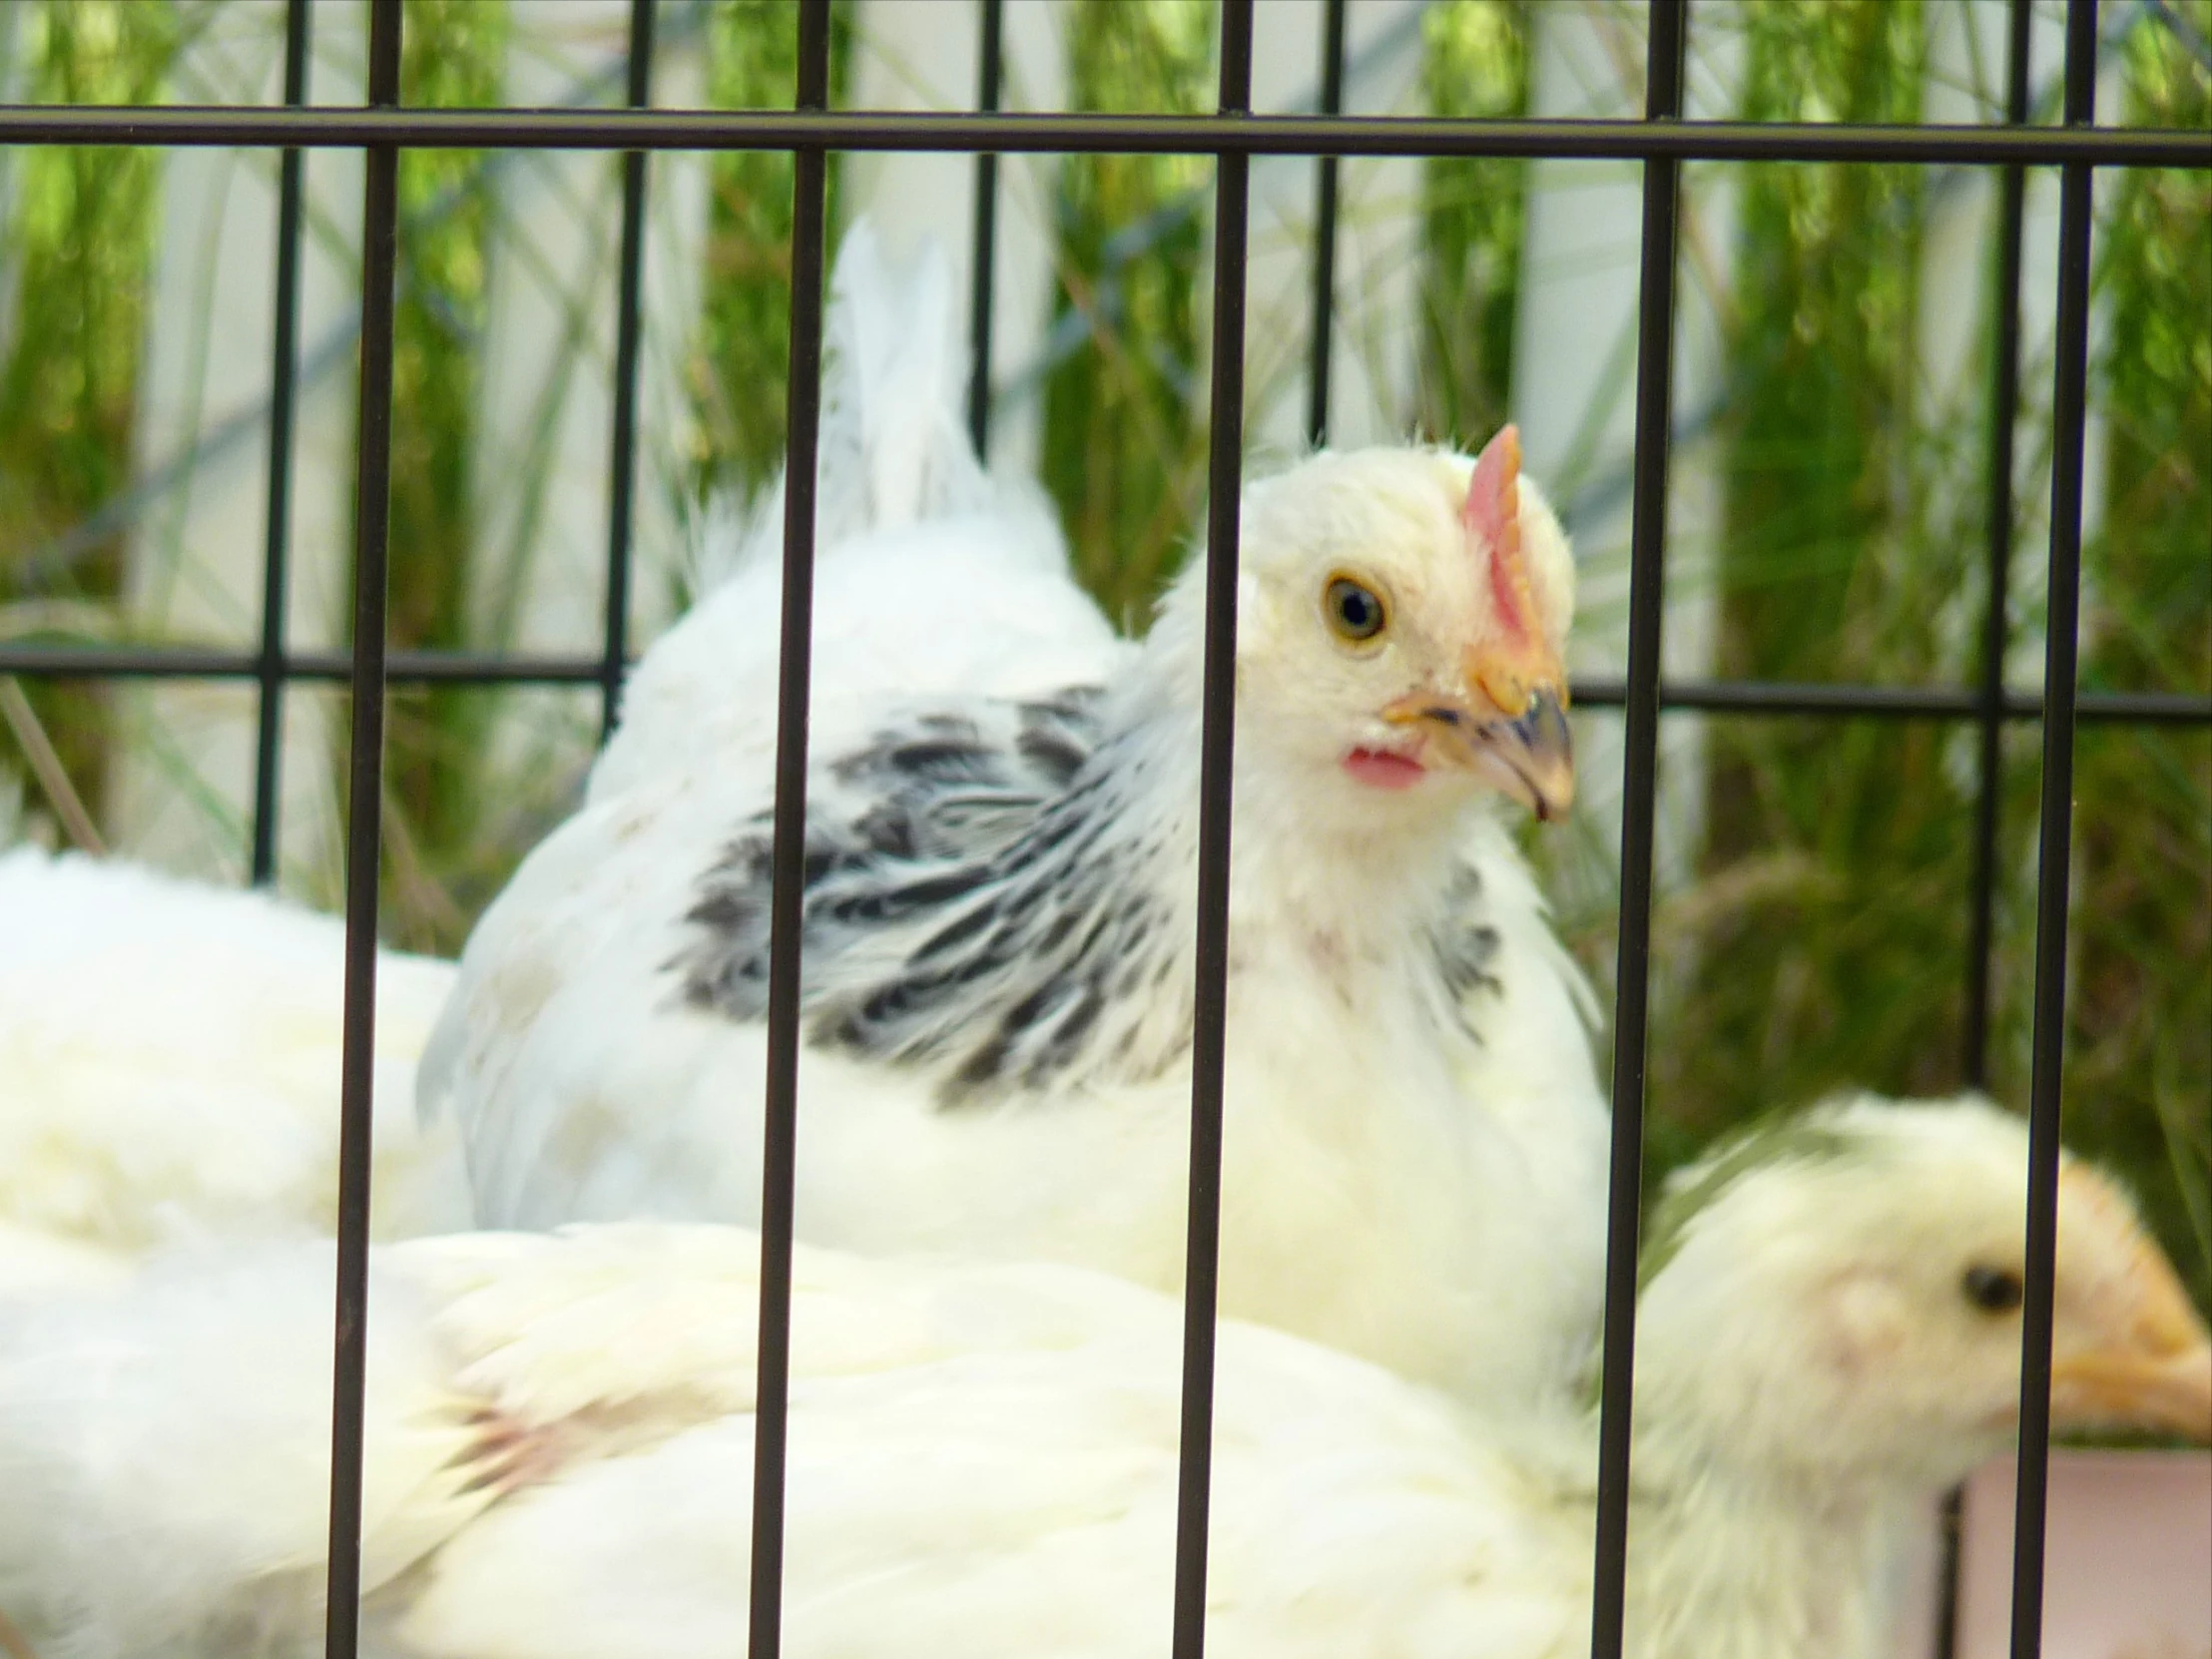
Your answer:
[0,1,2206,1655]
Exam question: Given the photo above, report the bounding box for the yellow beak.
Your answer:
[2049,1244,2212,1441]
[1381,683,1575,822]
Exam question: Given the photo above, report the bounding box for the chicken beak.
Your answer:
[1381,681,1575,822]
[1394,423,1576,820]
[2049,1245,2212,1441]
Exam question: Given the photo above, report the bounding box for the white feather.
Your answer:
[0,849,471,1293]
[0,1245,491,1655]
[8,1097,2196,1659]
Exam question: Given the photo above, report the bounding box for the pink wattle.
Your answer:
[1344,748,1427,790]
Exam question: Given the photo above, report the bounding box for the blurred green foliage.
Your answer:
[1646,0,2211,1314]
[686,0,856,529]
[1415,0,1530,447]
[372,0,511,944]
[1040,0,1216,631]
[2066,6,2212,1307]
[0,0,179,821]
[1668,1,1961,1146]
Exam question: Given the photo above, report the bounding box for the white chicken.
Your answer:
[421,226,1609,1411]
[0,848,470,1295]
[2,1094,2202,1659]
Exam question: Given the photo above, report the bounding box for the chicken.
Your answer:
[421,227,1608,1411]
[3,1093,2201,1658]
[0,848,470,1294]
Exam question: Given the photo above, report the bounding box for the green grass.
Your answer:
[1414,0,1531,447]
[1621,0,2212,1314]
[368,0,512,947]
[0,0,180,828]
[1665,1,1959,1141]
[684,0,856,531]
[1037,0,1217,631]
[2063,7,2212,1308]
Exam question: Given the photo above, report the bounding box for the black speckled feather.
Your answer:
[668,689,1190,1106]
[671,686,1511,1106]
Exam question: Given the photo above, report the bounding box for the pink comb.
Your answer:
[1465,424,1533,647]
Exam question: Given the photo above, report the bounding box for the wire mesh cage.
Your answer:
[0,0,2207,1655]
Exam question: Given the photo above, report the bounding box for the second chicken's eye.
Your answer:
[1960,1264,2025,1314]
[1325,576,1387,643]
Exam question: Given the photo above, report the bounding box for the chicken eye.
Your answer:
[1961,1265,2024,1314]
[1324,577,1387,644]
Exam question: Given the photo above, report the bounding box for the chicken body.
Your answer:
[0,848,469,1294]
[4,1095,2202,1659]
[423,227,1609,1411]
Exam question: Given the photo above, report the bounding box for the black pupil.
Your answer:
[1335,584,1379,635]
[1962,1265,2025,1312]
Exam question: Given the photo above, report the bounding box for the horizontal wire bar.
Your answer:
[0,105,2206,167]
[6,645,2202,724]
[0,646,608,684]
[1566,679,2212,724]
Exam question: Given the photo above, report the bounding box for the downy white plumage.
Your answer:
[421,226,1609,1410]
[3,1094,2203,1658]
[0,848,470,1294]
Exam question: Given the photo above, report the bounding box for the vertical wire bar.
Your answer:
[1306,0,1346,447]
[2008,2,2098,1655]
[322,1,401,1653]
[1963,0,2035,1100]
[749,5,832,1656]
[1942,4,2034,1651]
[599,0,657,738]
[249,0,314,884]
[966,0,1004,454]
[1169,3,1253,1655]
[1587,3,1688,1655]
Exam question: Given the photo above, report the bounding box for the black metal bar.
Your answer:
[322,1,401,1653]
[1943,8,2033,1645]
[2009,4,2099,1655]
[1965,0,2034,1097]
[749,5,831,1656]
[9,640,2207,726]
[249,0,312,885]
[1589,3,1687,1655]
[1306,0,1346,446]
[0,646,602,684]
[599,0,656,739]
[966,0,1003,453]
[1170,4,1252,1655]
[1562,681,2212,723]
[0,104,2204,167]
